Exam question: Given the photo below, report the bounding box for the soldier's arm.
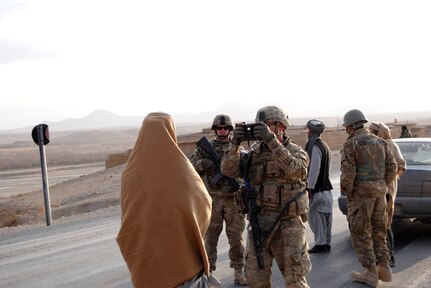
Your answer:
[266,138,308,181]
[384,143,398,185]
[189,147,205,173]
[220,143,242,178]
[340,141,356,196]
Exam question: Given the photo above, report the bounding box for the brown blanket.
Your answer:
[117,112,211,287]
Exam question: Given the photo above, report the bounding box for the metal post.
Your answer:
[38,125,52,226]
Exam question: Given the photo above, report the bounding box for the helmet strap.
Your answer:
[215,130,231,141]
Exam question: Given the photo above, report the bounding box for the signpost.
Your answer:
[31,124,52,226]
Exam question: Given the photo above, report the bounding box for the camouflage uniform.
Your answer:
[190,139,246,274]
[221,117,311,287]
[340,127,397,268]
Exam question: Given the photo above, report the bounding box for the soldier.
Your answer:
[369,121,406,267]
[399,125,412,138]
[305,119,333,254]
[221,106,311,288]
[340,109,397,287]
[190,114,247,286]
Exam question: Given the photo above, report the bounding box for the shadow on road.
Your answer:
[392,218,431,271]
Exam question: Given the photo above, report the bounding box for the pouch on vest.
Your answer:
[249,163,264,185]
[280,184,309,216]
[261,184,280,209]
[234,187,248,214]
[266,160,283,178]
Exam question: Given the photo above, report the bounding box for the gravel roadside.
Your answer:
[1,151,341,239]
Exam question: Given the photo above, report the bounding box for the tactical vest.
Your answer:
[248,141,308,216]
[354,135,387,181]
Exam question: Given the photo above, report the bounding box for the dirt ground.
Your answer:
[0,164,125,228]
[0,151,341,228]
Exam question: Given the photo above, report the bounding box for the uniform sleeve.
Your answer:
[384,142,398,185]
[307,146,322,190]
[189,147,205,173]
[220,143,242,178]
[340,141,356,196]
[267,138,309,182]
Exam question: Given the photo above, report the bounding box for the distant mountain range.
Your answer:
[2,103,431,134]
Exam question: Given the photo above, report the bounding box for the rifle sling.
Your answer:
[262,189,307,247]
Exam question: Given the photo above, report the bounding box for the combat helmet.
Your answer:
[255,106,289,127]
[211,114,233,130]
[306,119,325,135]
[342,109,368,128]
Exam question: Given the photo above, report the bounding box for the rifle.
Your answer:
[240,154,265,269]
[238,153,307,270]
[196,137,239,191]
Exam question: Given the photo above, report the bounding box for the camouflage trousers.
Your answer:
[347,194,389,267]
[205,191,246,272]
[246,210,311,288]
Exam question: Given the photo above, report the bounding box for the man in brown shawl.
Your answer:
[117,112,212,287]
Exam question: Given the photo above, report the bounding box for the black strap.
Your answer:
[262,189,307,246]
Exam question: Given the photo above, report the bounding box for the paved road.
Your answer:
[0,163,105,198]
[1,174,431,288]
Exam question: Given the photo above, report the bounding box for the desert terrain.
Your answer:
[0,123,209,228]
[0,164,124,228]
[1,118,429,228]
[2,117,431,288]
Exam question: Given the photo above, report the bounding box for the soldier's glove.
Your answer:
[199,159,214,170]
[253,122,275,144]
[232,127,245,145]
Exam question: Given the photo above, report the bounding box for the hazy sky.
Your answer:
[1,0,430,130]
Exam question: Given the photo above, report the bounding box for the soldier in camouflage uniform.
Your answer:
[190,114,247,286]
[340,109,397,288]
[221,106,311,288]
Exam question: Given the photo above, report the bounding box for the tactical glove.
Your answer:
[232,127,245,145]
[199,159,214,170]
[253,122,275,144]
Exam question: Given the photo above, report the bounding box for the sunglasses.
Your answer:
[216,126,229,131]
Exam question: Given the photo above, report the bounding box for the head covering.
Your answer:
[369,121,392,140]
[342,109,368,128]
[211,114,233,130]
[255,105,289,127]
[116,112,211,288]
[305,119,325,157]
[306,119,325,135]
[369,121,380,132]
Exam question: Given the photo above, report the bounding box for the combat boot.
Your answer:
[234,268,247,286]
[376,259,393,282]
[351,264,378,287]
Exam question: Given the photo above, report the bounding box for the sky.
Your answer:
[1,0,430,130]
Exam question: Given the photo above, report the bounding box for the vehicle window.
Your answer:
[398,142,431,165]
